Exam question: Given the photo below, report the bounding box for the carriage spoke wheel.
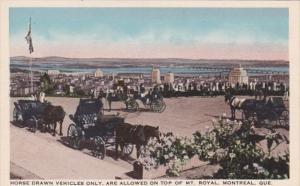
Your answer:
[123,143,134,156]
[150,100,163,113]
[159,100,167,113]
[160,100,167,113]
[27,116,38,133]
[92,136,106,160]
[13,108,23,127]
[139,145,147,157]
[279,110,289,128]
[127,100,139,112]
[67,124,81,149]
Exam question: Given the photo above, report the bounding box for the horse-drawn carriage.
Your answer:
[13,100,49,132]
[127,91,167,113]
[67,98,134,159]
[107,90,166,113]
[243,96,289,128]
[225,93,289,128]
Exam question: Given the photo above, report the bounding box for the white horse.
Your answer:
[224,94,246,119]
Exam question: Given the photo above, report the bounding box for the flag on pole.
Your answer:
[25,17,34,54]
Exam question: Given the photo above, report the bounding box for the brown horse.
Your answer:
[43,105,65,136]
[115,123,160,159]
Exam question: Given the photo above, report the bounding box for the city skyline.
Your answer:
[10,8,288,60]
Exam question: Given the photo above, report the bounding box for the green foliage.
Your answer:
[141,116,289,179]
[193,118,289,179]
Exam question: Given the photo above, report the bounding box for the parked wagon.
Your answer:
[13,100,50,132]
[67,98,133,159]
[126,92,166,113]
[244,96,289,128]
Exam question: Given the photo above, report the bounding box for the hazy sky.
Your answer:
[10,8,288,60]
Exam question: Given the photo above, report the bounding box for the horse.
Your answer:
[115,123,160,160]
[225,93,268,120]
[106,90,129,111]
[225,94,246,119]
[42,104,65,136]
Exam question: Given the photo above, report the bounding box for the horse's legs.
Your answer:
[42,122,46,133]
[231,107,235,120]
[59,121,63,136]
[108,101,111,112]
[53,122,57,136]
[136,144,141,159]
[115,142,119,160]
[120,144,124,157]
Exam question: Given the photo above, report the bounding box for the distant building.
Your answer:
[69,85,74,94]
[151,67,161,84]
[164,72,174,84]
[94,69,104,78]
[228,65,249,86]
[117,73,144,80]
[47,70,60,75]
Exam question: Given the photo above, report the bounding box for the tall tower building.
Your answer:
[164,72,175,84]
[151,67,161,84]
[228,64,249,86]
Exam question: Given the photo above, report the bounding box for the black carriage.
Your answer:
[13,100,50,132]
[67,98,133,159]
[244,96,289,128]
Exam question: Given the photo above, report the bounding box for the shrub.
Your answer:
[140,115,289,179]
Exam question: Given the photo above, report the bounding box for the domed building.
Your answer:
[94,68,104,78]
[228,64,249,86]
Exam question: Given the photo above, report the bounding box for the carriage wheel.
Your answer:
[13,107,23,126]
[92,136,106,160]
[67,124,81,149]
[160,101,167,113]
[26,116,38,133]
[150,100,163,113]
[123,143,134,156]
[127,100,139,112]
[279,110,289,128]
[157,100,166,113]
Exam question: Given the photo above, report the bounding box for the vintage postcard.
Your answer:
[1,1,300,186]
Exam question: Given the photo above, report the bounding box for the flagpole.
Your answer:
[26,17,34,95]
[30,53,33,94]
[30,17,33,94]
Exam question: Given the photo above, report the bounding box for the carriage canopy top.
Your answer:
[74,99,103,116]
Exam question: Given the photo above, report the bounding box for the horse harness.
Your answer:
[229,96,236,107]
[129,125,145,143]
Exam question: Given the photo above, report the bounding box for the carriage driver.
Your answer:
[39,91,46,103]
[151,85,162,100]
[106,89,113,112]
[140,84,150,104]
